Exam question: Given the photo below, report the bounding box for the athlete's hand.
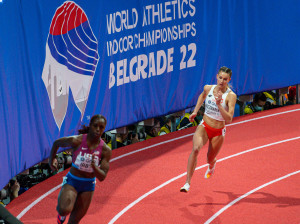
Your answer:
[215,90,222,105]
[91,154,97,170]
[189,112,197,122]
[49,158,59,172]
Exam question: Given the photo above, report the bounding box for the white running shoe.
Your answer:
[204,162,216,179]
[180,183,190,192]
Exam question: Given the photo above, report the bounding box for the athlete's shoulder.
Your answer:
[203,85,213,93]
[226,90,237,106]
[102,143,112,159]
[204,84,214,89]
[59,134,81,143]
[70,134,84,149]
[74,134,84,142]
[228,90,237,98]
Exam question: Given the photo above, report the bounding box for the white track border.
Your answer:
[204,170,300,224]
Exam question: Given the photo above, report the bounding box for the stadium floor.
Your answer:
[7,104,300,224]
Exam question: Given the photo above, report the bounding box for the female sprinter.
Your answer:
[180,66,237,192]
[49,115,112,223]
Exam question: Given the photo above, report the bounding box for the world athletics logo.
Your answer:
[42,1,99,129]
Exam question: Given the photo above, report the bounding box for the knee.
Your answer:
[192,145,201,155]
[57,204,72,216]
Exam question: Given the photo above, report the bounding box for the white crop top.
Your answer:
[204,85,231,121]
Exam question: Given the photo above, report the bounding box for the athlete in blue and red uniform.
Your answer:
[49,115,111,223]
[180,66,237,192]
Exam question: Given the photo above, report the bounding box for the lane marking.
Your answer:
[17,108,300,219]
[108,136,300,224]
[111,134,192,162]
[227,108,300,127]
[204,170,300,224]
[17,184,62,219]
[112,108,300,162]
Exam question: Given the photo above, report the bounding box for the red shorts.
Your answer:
[200,120,226,139]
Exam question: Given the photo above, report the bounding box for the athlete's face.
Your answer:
[90,118,106,138]
[216,72,231,88]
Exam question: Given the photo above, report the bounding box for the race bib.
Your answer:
[222,127,226,136]
[74,152,100,173]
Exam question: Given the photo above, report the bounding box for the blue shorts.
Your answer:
[62,172,96,193]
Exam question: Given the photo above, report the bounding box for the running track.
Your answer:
[7,105,300,224]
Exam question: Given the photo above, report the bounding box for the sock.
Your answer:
[57,214,66,224]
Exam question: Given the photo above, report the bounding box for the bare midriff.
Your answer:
[203,114,225,129]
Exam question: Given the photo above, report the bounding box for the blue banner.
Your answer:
[1,0,300,189]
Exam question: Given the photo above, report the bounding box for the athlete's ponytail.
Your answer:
[78,125,89,134]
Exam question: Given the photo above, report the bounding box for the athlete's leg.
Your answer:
[185,125,209,184]
[207,135,224,168]
[57,184,77,216]
[68,191,94,224]
[204,135,224,178]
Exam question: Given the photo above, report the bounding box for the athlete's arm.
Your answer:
[48,135,81,171]
[217,91,237,124]
[91,143,112,181]
[190,85,210,122]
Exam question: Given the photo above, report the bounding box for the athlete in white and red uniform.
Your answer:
[49,115,111,224]
[180,66,237,192]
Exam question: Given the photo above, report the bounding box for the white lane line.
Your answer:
[112,108,300,162]
[17,108,300,219]
[227,108,300,127]
[111,134,193,162]
[108,136,300,224]
[17,184,62,219]
[204,170,300,224]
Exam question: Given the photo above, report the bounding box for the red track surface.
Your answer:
[7,105,300,224]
